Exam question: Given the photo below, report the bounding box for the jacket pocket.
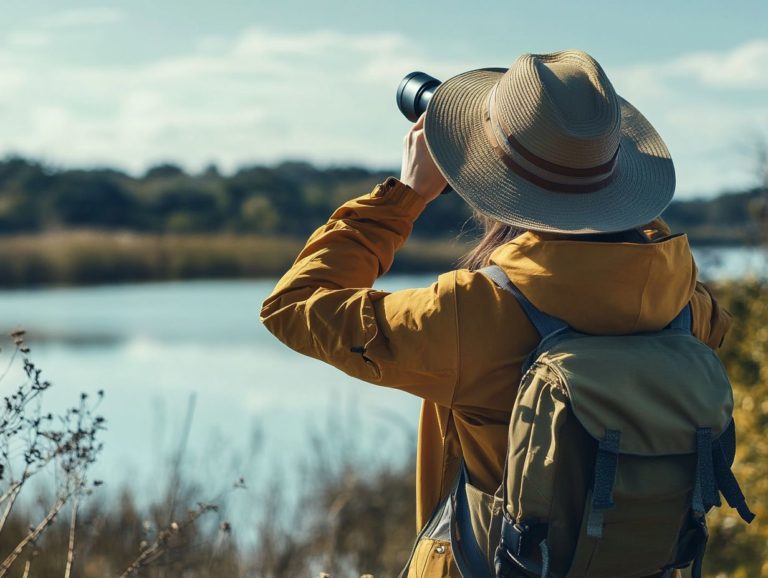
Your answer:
[406,538,460,578]
[463,480,503,565]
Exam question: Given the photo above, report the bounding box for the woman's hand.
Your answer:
[400,114,448,203]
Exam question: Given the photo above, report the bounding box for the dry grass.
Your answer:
[0,231,469,287]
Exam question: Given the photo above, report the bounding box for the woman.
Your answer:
[260,50,730,577]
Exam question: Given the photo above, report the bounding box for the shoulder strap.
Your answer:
[667,303,693,332]
[478,265,568,338]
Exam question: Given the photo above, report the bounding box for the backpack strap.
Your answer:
[667,303,693,332]
[692,428,719,516]
[586,430,621,539]
[691,424,754,522]
[687,423,755,578]
[479,265,569,338]
[711,421,755,523]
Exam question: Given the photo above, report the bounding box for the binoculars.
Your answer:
[396,71,442,123]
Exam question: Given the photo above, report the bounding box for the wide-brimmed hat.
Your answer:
[424,50,675,233]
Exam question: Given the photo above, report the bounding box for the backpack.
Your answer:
[442,265,754,578]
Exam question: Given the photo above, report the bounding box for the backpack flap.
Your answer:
[552,331,734,456]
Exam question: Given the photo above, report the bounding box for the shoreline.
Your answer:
[0,230,763,289]
[0,231,471,288]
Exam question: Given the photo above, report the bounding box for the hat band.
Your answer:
[483,86,619,194]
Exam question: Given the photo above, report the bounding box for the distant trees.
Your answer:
[47,172,138,228]
[0,155,762,244]
[0,157,402,238]
[664,193,750,227]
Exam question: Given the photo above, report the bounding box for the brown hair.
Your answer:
[459,212,526,271]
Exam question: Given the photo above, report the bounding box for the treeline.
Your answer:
[1,156,765,244]
[0,157,472,240]
[663,187,767,245]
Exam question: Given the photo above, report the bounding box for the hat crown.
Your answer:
[494,51,622,169]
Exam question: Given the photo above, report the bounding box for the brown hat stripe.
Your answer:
[488,85,620,179]
[482,105,618,194]
[504,130,620,178]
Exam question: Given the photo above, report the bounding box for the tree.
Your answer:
[46,172,138,228]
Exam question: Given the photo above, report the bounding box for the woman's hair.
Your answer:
[459,213,526,271]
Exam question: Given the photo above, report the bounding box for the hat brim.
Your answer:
[424,69,675,234]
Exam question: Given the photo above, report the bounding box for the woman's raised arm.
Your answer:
[260,178,459,406]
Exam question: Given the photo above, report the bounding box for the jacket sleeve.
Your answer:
[260,178,459,407]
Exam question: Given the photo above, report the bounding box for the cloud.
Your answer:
[0,27,764,197]
[612,39,768,99]
[1,9,123,52]
[670,40,768,90]
[0,27,463,174]
[609,40,768,195]
[6,31,51,48]
[40,7,126,28]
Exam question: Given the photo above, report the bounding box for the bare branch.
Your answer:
[63,495,79,578]
[0,494,67,577]
[117,502,217,578]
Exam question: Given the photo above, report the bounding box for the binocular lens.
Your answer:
[396,72,442,123]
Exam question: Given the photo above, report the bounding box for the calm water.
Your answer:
[0,246,764,497]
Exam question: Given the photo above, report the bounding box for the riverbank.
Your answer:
[0,231,764,288]
[0,231,470,287]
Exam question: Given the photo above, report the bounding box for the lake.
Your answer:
[0,246,764,503]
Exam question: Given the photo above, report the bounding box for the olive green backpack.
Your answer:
[444,266,755,578]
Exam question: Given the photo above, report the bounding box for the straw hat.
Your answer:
[424,50,675,233]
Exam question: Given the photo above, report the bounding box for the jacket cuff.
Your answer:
[369,177,429,221]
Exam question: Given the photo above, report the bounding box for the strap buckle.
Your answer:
[495,517,550,577]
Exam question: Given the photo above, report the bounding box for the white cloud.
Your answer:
[41,7,125,28]
[611,39,768,100]
[0,53,27,95]
[609,40,768,195]
[670,40,768,89]
[6,31,51,48]
[0,28,459,173]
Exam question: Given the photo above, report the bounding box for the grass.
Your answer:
[0,228,762,289]
[0,231,471,288]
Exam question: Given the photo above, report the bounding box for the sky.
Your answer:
[0,0,767,198]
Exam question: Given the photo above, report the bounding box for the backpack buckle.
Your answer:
[496,517,550,577]
[500,517,544,557]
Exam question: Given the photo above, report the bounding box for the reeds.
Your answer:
[0,231,468,287]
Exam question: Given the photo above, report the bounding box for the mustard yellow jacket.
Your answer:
[260,178,731,576]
